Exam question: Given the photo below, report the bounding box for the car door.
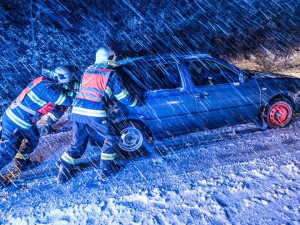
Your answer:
[120,60,197,138]
[184,58,261,129]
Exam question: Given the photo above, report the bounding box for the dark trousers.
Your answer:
[66,121,118,161]
[0,114,39,170]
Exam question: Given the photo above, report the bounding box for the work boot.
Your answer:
[57,161,75,185]
[99,160,123,179]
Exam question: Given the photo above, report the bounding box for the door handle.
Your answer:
[196,92,209,98]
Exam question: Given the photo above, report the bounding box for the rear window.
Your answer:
[185,59,239,86]
[117,62,181,93]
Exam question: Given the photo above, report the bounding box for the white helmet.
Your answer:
[95,48,117,65]
[54,66,72,84]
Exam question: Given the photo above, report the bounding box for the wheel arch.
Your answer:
[262,92,298,114]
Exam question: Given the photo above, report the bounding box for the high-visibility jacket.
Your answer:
[4,77,74,129]
[44,81,80,127]
[71,63,138,124]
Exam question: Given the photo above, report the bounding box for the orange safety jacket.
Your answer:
[72,63,138,124]
[76,67,111,103]
[10,77,55,116]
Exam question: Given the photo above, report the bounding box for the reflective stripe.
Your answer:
[55,93,67,105]
[9,101,18,110]
[5,108,32,129]
[74,82,80,90]
[72,107,107,117]
[115,89,129,101]
[108,61,118,67]
[61,152,76,165]
[129,98,138,107]
[48,113,58,122]
[76,92,102,102]
[101,153,116,160]
[15,153,29,160]
[105,86,113,98]
[80,87,105,96]
[16,98,37,115]
[67,91,74,97]
[27,90,47,107]
[62,84,68,90]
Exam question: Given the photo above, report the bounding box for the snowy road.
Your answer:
[0,118,300,224]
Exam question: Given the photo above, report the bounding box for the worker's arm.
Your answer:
[45,83,75,107]
[111,73,138,108]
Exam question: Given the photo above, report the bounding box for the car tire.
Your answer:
[265,99,293,129]
[116,121,155,156]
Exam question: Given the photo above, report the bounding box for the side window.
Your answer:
[117,65,148,94]
[117,62,181,93]
[186,59,239,87]
[146,63,181,91]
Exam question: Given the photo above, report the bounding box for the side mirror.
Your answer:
[239,73,248,83]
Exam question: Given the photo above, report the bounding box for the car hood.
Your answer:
[244,70,297,79]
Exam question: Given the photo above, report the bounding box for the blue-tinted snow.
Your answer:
[0,118,299,224]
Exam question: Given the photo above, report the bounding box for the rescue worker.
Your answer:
[40,80,80,135]
[57,48,139,184]
[0,66,75,185]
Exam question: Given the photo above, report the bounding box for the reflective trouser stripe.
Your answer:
[48,113,58,122]
[55,93,67,105]
[115,89,129,101]
[15,153,29,160]
[27,90,47,107]
[5,108,32,129]
[101,153,116,160]
[72,107,107,117]
[61,152,76,165]
[129,98,138,107]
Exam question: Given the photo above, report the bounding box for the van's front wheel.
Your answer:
[265,100,293,129]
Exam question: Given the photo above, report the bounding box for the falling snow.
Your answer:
[0,0,300,224]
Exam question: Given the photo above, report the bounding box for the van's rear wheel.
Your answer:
[265,100,293,128]
[119,126,144,152]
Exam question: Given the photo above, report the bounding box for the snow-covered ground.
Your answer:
[0,115,299,224]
